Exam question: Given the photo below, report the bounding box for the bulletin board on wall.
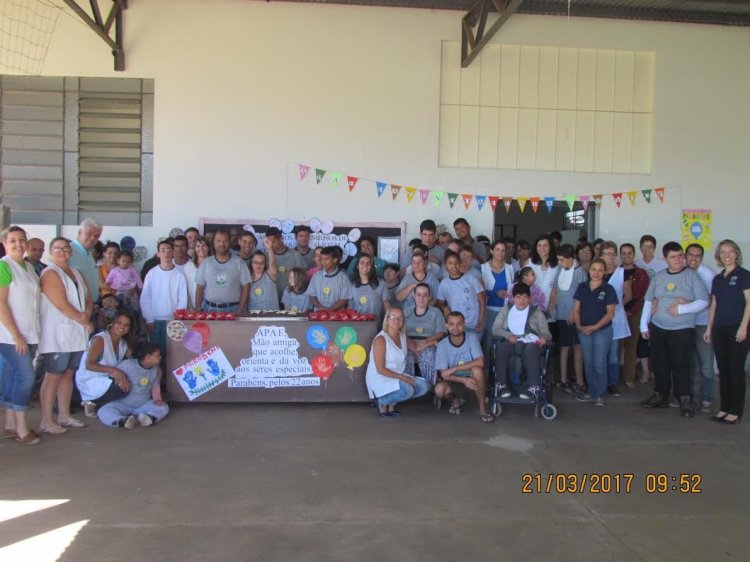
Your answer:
[199,218,406,265]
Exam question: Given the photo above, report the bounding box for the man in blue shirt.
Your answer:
[68,218,103,303]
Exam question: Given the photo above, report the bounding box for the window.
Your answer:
[0,75,153,225]
[564,210,585,230]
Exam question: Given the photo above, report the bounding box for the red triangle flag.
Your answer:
[347,176,358,192]
[612,192,623,208]
[488,196,499,212]
[655,186,665,203]
[530,197,540,213]
[462,194,473,210]
[299,164,310,181]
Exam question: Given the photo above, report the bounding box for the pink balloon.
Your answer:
[183,330,203,354]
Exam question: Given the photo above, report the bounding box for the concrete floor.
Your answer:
[1,382,748,562]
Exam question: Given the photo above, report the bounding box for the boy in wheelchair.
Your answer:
[491,283,552,400]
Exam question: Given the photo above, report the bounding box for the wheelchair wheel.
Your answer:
[540,404,557,421]
[492,402,502,416]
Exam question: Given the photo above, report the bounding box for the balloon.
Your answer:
[691,221,703,240]
[306,325,330,350]
[325,340,342,366]
[344,344,367,371]
[191,322,211,348]
[311,354,334,381]
[334,326,357,351]
[182,330,203,354]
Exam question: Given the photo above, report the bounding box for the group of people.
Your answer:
[1,216,747,442]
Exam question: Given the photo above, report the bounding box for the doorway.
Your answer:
[493,200,595,245]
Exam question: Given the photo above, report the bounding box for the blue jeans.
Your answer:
[694,325,715,403]
[607,338,621,387]
[579,326,612,400]
[201,303,239,313]
[0,343,37,411]
[378,377,430,407]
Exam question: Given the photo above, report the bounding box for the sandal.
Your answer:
[15,430,41,445]
[58,418,87,429]
[480,413,496,423]
[448,399,465,415]
[377,410,395,418]
[38,425,68,435]
[3,428,17,440]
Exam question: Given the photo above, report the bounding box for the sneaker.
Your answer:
[561,382,574,394]
[607,385,621,396]
[641,393,669,408]
[594,398,605,407]
[496,384,512,399]
[519,385,539,400]
[669,398,680,408]
[700,401,711,414]
[680,396,694,418]
[576,393,594,402]
[82,401,97,418]
[123,415,136,430]
[137,413,153,427]
[638,374,649,384]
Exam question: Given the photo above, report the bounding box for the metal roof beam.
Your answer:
[61,0,127,71]
[462,0,525,67]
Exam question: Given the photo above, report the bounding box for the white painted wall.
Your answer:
[11,0,750,261]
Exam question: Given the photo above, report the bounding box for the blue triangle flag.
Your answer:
[544,196,555,214]
[376,182,387,198]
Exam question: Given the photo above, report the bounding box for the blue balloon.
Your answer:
[691,221,703,240]
[306,325,330,350]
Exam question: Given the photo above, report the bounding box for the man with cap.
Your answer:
[264,227,305,298]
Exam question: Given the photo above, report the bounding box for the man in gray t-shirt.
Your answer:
[265,227,306,298]
[639,242,709,416]
[433,311,493,422]
[195,231,251,312]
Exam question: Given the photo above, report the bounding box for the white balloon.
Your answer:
[309,218,322,233]
[344,242,358,256]
[347,228,361,242]
[268,218,282,229]
[321,220,334,234]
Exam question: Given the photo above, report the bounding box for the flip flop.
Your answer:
[58,419,87,429]
[15,430,41,445]
[448,399,465,415]
[377,410,395,419]
[480,413,496,423]
[38,425,68,435]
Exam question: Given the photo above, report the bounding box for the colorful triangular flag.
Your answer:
[347,176,358,192]
[315,168,326,184]
[612,192,623,208]
[329,172,342,187]
[655,187,665,203]
[376,182,387,198]
[517,197,528,213]
[530,197,540,213]
[391,184,402,200]
[488,196,499,212]
[593,194,603,209]
[299,164,310,181]
[433,191,444,207]
[544,197,555,213]
[476,195,486,211]
[626,191,637,206]
[580,195,590,212]
[565,195,576,211]
[462,194,473,210]
[419,189,430,204]
[641,189,652,203]
[405,186,416,202]
[448,193,458,208]
[502,197,513,212]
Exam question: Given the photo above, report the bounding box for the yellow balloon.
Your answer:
[344,344,367,370]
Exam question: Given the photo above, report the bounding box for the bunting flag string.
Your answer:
[296,161,673,214]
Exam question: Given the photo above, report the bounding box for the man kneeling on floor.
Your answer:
[97,342,169,429]
[434,311,495,423]
[491,283,551,400]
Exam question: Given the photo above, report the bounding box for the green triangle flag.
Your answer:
[641,189,652,203]
[447,193,458,208]
[565,194,576,211]
[315,169,326,184]
[433,191,444,207]
[329,172,343,186]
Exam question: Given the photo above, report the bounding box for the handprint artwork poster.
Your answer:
[172,346,235,400]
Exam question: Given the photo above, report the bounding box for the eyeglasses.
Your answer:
[51,246,71,253]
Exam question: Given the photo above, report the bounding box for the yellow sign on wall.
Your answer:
[681,209,712,250]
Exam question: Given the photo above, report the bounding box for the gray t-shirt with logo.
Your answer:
[645,267,708,330]
[195,254,251,304]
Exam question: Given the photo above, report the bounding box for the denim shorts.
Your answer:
[43,351,84,374]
